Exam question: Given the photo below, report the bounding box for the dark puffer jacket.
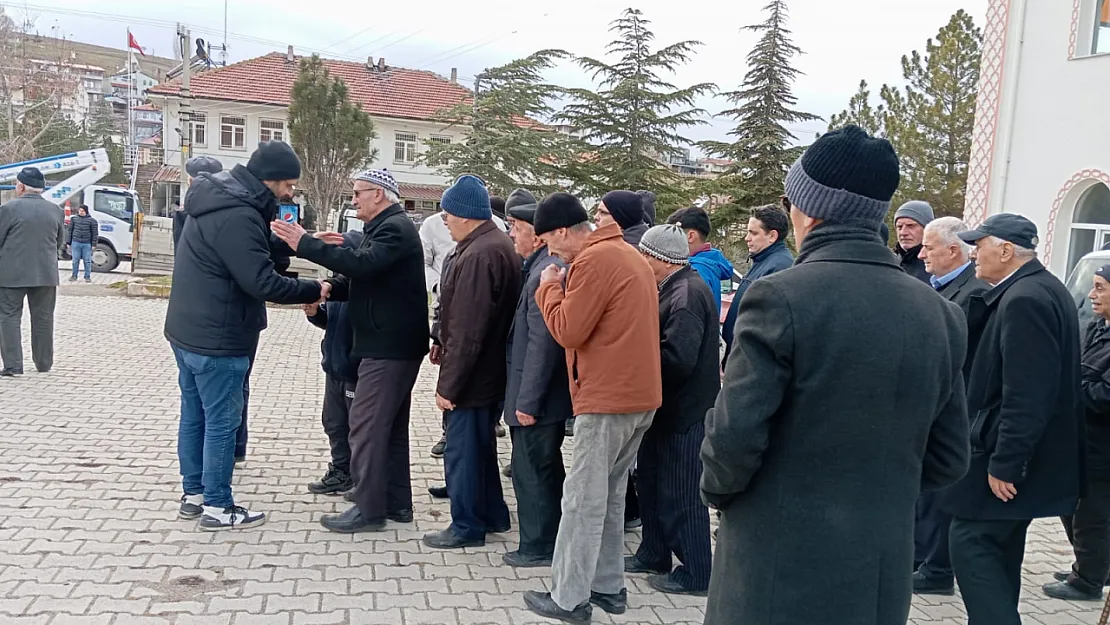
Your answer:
[68,213,99,244]
[1081,319,1110,476]
[164,165,322,357]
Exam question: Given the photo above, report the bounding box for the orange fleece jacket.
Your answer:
[535,224,662,416]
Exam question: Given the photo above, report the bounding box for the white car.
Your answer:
[1065,249,1110,329]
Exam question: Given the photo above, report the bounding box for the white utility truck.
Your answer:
[0,149,143,272]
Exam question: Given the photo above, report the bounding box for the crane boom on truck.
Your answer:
[0,150,144,272]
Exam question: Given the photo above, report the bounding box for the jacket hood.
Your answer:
[690,247,733,279]
[185,164,276,220]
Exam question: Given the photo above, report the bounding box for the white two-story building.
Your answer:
[964,0,1110,278]
[147,49,472,217]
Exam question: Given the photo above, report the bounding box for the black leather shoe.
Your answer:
[623,517,641,532]
[487,523,511,534]
[1054,570,1110,586]
[502,464,512,478]
[523,590,591,624]
[502,550,552,568]
[624,555,669,575]
[0,368,23,377]
[430,436,446,458]
[388,509,414,523]
[319,505,386,533]
[423,528,483,549]
[646,573,707,597]
[343,489,356,502]
[428,485,448,499]
[912,571,955,596]
[589,589,626,615]
[1043,580,1103,601]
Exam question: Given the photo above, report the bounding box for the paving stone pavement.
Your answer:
[0,292,1104,625]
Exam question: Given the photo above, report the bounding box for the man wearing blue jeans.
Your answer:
[67,205,98,283]
[165,141,326,530]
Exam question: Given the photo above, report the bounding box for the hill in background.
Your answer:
[17,34,177,80]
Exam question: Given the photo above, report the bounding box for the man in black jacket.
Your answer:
[1043,263,1110,601]
[626,224,716,596]
[912,216,989,596]
[273,168,429,534]
[67,205,98,283]
[700,126,970,625]
[944,213,1085,625]
[501,188,571,567]
[423,175,521,550]
[893,200,934,284]
[173,156,223,248]
[166,141,327,531]
[303,231,363,496]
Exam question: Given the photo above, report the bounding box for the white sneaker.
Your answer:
[198,505,266,531]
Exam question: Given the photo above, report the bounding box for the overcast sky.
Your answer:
[15,0,986,153]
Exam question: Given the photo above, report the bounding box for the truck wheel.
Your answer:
[92,244,119,273]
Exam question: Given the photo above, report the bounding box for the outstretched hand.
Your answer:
[314,231,345,246]
[271,220,307,251]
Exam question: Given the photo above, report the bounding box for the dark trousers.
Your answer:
[914,491,953,582]
[510,421,566,556]
[445,404,510,541]
[322,374,355,473]
[0,286,56,373]
[950,517,1032,625]
[234,347,257,459]
[1061,477,1110,594]
[349,358,421,520]
[625,472,640,522]
[634,421,712,591]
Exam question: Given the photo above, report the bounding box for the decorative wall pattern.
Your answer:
[1068,0,1082,59]
[1044,169,1110,260]
[962,0,1013,227]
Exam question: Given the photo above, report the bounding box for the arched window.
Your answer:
[1067,183,1110,275]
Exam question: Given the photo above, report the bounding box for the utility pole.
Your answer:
[177,24,192,203]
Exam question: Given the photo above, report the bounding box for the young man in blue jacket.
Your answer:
[304,231,364,496]
[666,206,733,311]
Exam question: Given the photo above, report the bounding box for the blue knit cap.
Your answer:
[442,174,492,220]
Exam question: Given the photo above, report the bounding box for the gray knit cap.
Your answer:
[639,224,689,265]
[894,200,935,227]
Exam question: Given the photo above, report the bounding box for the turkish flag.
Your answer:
[128,31,145,56]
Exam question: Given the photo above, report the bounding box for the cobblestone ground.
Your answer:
[0,285,1103,625]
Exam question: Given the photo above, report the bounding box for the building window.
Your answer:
[191,112,207,147]
[1067,183,1110,276]
[419,200,437,210]
[1095,0,1110,55]
[260,118,285,143]
[428,135,451,146]
[394,131,418,164]
[220,115,246,150]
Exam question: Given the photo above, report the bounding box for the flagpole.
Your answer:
[127,29,133,152]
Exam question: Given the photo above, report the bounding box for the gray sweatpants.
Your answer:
[551,410,655,611]
[0,286,56,373]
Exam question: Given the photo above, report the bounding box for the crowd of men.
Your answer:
[0,123,1072,624]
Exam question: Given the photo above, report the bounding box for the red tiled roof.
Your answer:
[133,104,159,111]
[399,183,446,201]
[152,165,180,183]
[149,53,473,123]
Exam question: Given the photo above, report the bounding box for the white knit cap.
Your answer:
[639,224,689,265]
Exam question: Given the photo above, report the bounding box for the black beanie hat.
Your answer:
[247,141,302,181]
[602,190,644,230]
[490,196,507,219]
[783,125,900,223]
[16,167,45,189]
[534,192,589,236]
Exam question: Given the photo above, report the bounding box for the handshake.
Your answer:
[305,281,331,316]
[268,219,343,316]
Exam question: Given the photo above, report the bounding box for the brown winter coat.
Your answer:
[535,224,662,416]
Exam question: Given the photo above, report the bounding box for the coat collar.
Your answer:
[585,223,624,249]
[794,220,901,270]
[751,239,787,263]
[938,263,979,296]
[454,218,500,254]
[981,259,1046,306]
[362,203,404,233]
[523,245,550,275]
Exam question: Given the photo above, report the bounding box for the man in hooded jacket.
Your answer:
[166,141,327,531]
[595,190,647,246]
[667,206,733,312]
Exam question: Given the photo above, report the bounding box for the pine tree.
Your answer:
[557,8,715,200]
[423,50,578,198]
[880,9,981,217]
[288,55,377,230]
[699,0,819,246]
[828,80,884,136]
